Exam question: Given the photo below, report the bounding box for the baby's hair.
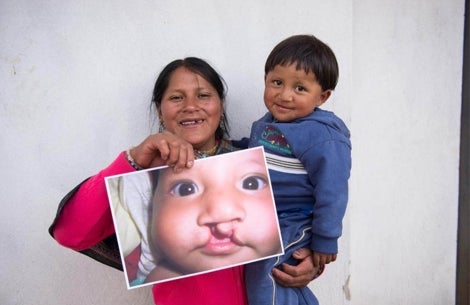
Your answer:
[264,34,339,91]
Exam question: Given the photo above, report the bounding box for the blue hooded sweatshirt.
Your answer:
[248,107,351,254]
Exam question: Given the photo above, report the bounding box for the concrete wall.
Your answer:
[0,0,463,304]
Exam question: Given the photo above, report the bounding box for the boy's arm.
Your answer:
[304,139,351,255]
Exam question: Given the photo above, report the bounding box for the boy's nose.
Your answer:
[279,88,294,102]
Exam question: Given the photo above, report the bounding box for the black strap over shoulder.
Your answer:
[79,235,122,271]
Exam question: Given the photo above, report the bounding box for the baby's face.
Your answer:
[150,148,282,274]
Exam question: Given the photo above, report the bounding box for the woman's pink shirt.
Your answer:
[52,152,248,305]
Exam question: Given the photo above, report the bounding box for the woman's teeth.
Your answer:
[181,119,203,126]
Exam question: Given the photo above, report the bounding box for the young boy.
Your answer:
[244,35,352,305]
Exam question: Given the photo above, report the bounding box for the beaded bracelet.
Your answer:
[126,149,143,170]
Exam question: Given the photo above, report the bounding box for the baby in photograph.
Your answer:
[144,147,283,283]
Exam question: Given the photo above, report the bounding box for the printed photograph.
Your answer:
[105,147,284,289]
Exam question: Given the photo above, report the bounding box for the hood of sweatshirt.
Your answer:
[262,107,350,139]
[306,107,350,138]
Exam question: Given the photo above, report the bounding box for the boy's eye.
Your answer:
[296,85,306,92]
[170,181,199,196]
[242,176,268,190]
[273,80,282,86]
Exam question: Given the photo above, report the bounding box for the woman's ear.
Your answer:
[157,108,166,132]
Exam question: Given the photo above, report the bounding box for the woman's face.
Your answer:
[158,67,223,151]
[151,148,282,274]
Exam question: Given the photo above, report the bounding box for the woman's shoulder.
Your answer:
[217,139,241,154]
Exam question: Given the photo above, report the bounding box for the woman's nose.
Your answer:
[183,95,199,110]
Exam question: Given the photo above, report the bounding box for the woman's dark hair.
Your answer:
[151,57,230,139]
[264,35,339,91]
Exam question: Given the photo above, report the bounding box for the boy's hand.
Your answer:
[312,251,337,268]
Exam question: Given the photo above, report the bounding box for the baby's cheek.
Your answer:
[152,216,176,245]
[258,207,282,253]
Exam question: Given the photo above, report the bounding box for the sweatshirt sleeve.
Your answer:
[51,151,135,251]
[304,139,351,254]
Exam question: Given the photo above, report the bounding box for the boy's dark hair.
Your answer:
[265,34,339,90]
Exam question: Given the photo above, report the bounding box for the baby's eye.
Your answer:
[170,181,199,196]
[241,175,268,190]
[295,85,306,92]
[273,80,282,86]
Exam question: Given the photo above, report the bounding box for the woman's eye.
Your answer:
[169,95,182,101]
[198,93,211,99]
[170,181,198,196]
[242,176,268,190]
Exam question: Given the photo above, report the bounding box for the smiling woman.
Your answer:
[49,57,320,305]
[155,61,227,153]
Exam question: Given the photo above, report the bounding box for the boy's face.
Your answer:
[264,63,331,122]
[150,149,282,274]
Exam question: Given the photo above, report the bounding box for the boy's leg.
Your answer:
[245,257,277,305]
[275,285,319,305]
[245,258,318,305]
[245,225,318,305]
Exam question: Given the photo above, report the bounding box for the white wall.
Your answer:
[350,1,463,304]
[0,1,463,304]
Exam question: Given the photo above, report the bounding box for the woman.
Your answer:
[49,57,320,305]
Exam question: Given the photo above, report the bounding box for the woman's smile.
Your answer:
[179,118,205,127]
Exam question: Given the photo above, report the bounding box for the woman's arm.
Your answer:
[51,152,135,250]
[49,133,196,271]
[51,132,198,248]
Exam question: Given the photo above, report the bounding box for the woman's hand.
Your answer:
[271,248,320,288]
[129,131,195,171]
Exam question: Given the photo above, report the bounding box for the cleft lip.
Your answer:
[199,229,245,256]
[201,237,240,256]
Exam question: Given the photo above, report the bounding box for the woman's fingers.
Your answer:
[166,139,192,172]
[272,248,317,287]
[134,132,195,171]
